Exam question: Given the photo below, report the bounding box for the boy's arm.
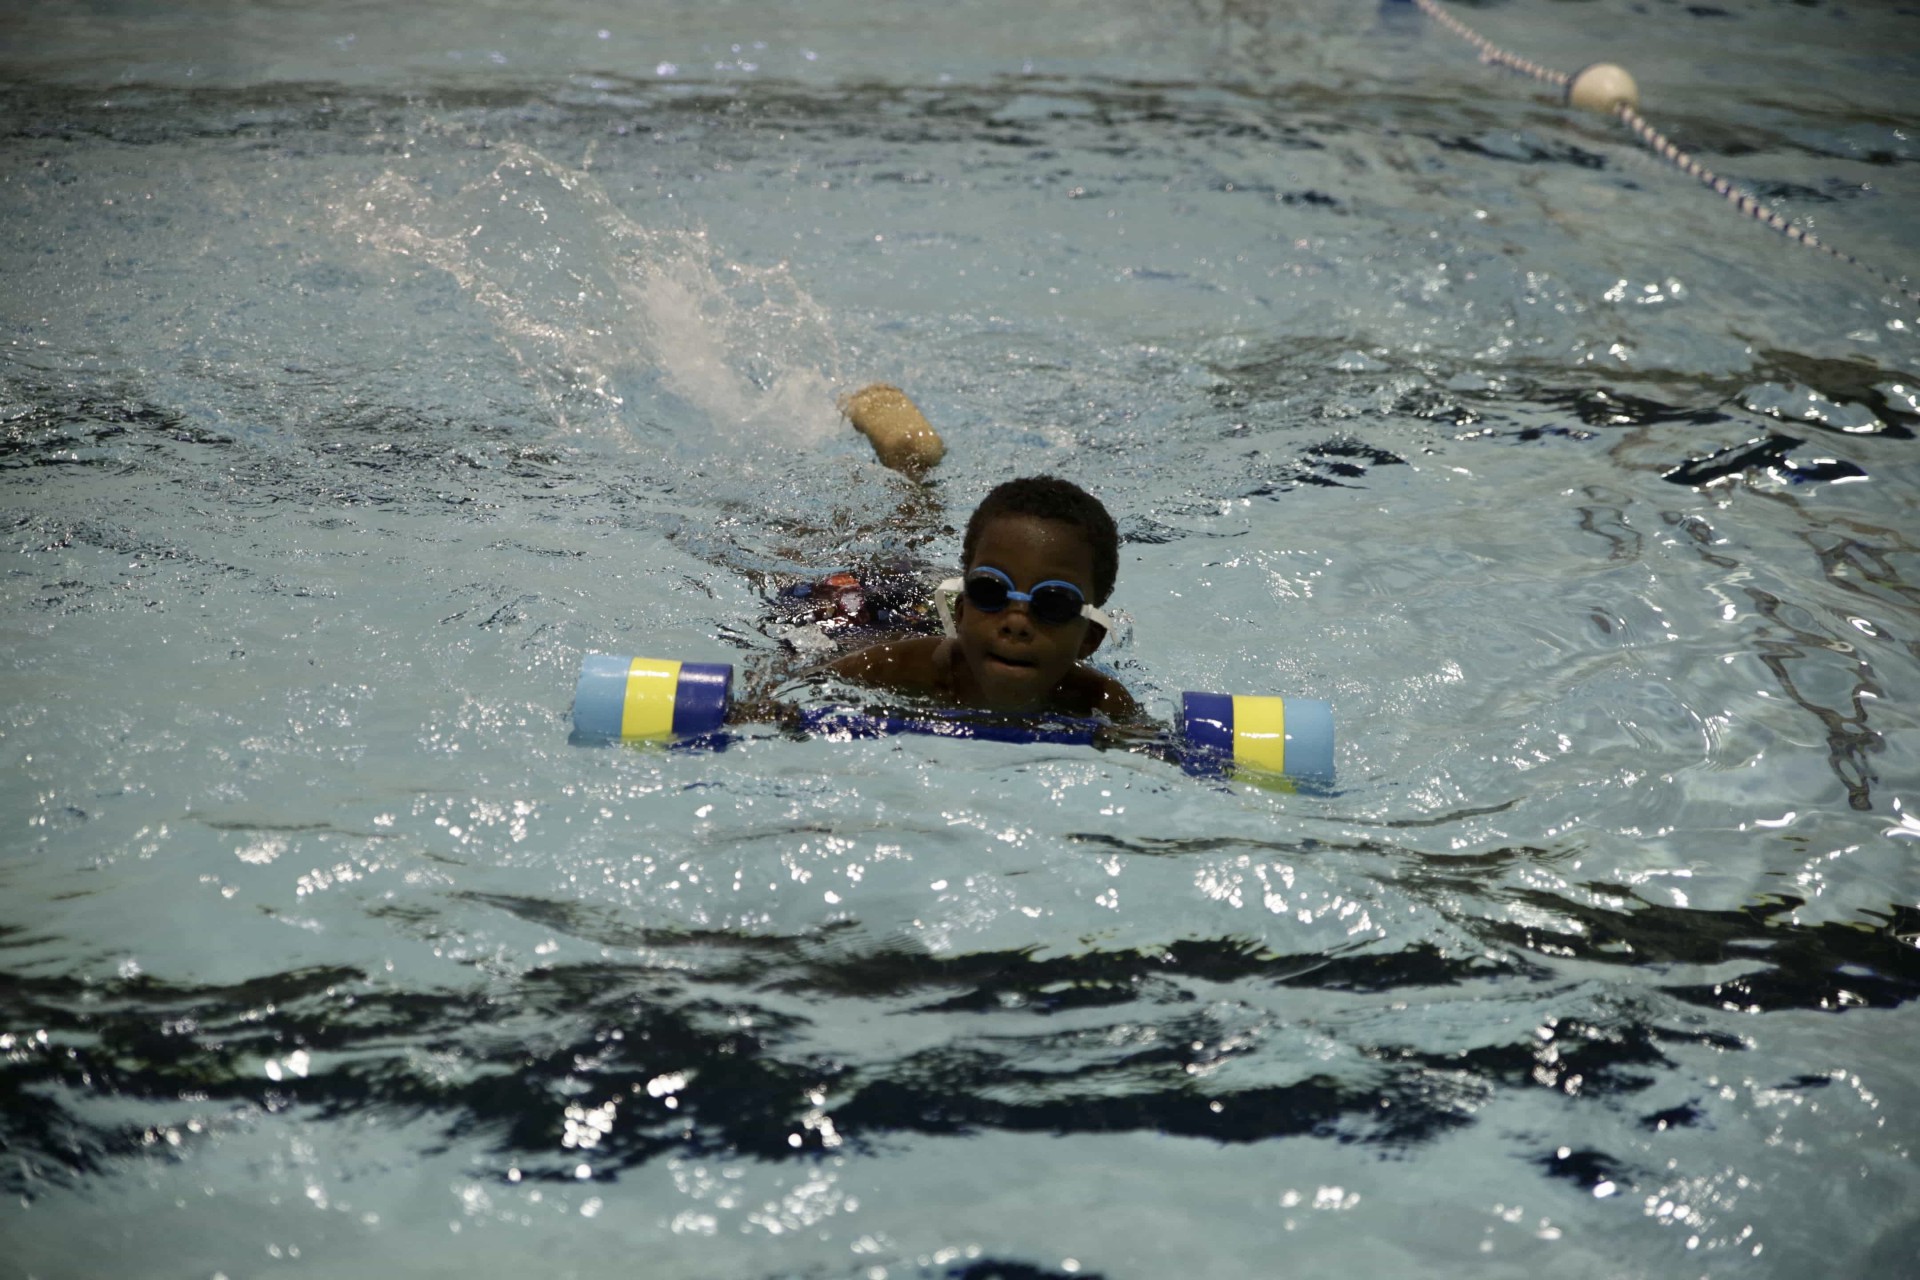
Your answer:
[836,644,1140,721]
[724,639,942,731]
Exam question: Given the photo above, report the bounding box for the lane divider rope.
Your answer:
[1407,0,1916,304]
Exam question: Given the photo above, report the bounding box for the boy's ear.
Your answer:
[1077,621,1107,659]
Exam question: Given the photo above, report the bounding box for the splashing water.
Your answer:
[336,137,844,450]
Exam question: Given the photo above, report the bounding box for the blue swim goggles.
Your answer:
[936,566,1114,635]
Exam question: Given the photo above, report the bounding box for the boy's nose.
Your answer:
[997,603,1035,634]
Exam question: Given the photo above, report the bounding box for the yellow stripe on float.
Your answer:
[1231,695,1287,778]
[620,657,682,740]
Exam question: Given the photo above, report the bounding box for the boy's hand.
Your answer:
[842,383,945,475]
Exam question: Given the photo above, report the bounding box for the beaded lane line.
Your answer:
[1408,0,1917,305]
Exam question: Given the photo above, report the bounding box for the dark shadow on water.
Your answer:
[3,885,1914,1196]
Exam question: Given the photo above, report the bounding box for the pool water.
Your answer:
[4,0,1918,1276]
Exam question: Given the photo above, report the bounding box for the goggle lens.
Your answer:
[963,568,1087,626]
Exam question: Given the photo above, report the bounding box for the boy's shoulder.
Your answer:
[1058,661,1138,721]
[827,635,951,696]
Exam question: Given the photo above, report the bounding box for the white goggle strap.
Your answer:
[936,576,963,638]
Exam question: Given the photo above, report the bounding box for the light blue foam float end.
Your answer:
[1281,697,1336,781]
[572,654,633,741]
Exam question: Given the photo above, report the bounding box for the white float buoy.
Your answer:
[1567,62,1639,113]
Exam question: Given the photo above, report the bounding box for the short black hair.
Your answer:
[962,475,1120,604]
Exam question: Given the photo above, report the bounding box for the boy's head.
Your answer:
[961,475,1119,604]
[948,476,1120,711]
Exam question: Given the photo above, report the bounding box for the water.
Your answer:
[3,0,1918,1276]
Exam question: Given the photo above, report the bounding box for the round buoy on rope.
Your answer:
[1567,62,1639,113]
[1412,0,1913,300]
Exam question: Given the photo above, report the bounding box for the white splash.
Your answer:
[334,138,842,451]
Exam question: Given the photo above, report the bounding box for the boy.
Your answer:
[825,388,1137,721]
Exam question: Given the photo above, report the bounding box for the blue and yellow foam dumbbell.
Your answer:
[572,655,1333,782]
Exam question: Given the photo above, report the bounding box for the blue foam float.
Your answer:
[571,654,1334,782]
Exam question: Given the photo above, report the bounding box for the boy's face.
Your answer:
[952,514,1104,711]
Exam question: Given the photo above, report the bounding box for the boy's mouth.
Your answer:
[986,651,1037,670]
